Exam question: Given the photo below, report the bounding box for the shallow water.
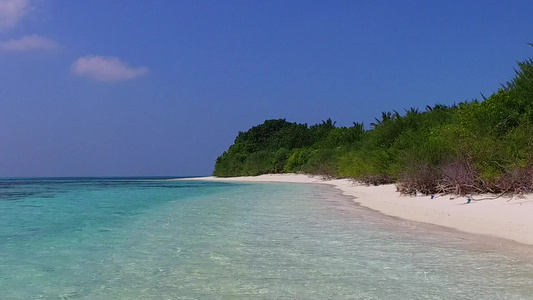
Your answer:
[0,178,532,299]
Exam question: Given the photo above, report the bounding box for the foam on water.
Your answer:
[1,179,532,299]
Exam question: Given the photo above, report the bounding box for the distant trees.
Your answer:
[213,119,314,177]
[213,47,533,195]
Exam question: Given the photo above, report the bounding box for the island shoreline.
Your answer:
[174,174,533,248]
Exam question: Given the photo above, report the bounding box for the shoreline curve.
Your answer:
[174,174,533,247]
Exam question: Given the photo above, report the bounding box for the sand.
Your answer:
[177,174,533,246]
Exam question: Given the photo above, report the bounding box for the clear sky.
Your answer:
[1,0,532,177]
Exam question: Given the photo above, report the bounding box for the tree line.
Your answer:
[213,48,533,195]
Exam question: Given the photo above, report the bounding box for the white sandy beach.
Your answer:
[180,174,533,246]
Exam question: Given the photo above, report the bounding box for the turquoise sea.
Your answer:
[1,178,532,299]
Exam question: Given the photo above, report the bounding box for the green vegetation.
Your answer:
[214,48,533,195]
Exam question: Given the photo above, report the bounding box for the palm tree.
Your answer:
[352,122,364,132]
[320,118,336,129]
[405,107,420,116]
[370,111,393,128]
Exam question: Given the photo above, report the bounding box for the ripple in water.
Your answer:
[0,179,532,299]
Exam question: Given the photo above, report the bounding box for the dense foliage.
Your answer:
[214,50,533,195]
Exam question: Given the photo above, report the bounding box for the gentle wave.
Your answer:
[0,179,532,299]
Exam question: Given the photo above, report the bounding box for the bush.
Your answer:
[214,47,533,195]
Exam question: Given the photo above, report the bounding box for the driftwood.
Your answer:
[395,158,533,198]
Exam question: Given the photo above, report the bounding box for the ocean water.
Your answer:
[1,178,532,299]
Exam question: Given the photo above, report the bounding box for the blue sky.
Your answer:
[1,0,532,177]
